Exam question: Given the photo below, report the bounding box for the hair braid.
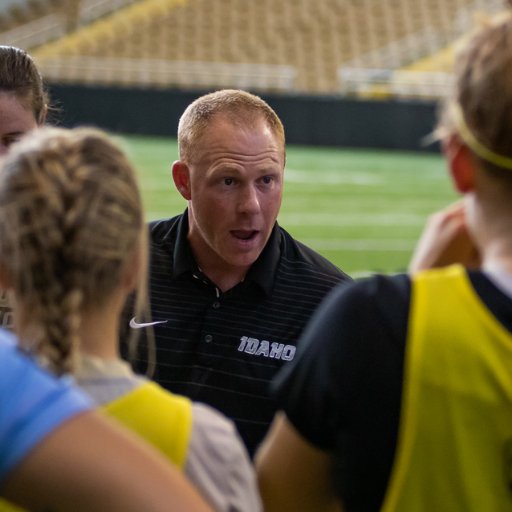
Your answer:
[0,127,145,375]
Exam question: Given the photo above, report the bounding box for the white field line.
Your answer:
[278,212,425,225]
[350,270,401,279]
[141,168,443,189]
[284,169,384,185]
[301,239,415,251]
[145,211,427,227]
[284,168,447,185]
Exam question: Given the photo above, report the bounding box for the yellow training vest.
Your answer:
[382,265,512,511]
[0,382,192,512]
[0,500,23,511]
[103,381,193,469]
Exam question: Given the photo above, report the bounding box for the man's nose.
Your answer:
[238,184,260,213]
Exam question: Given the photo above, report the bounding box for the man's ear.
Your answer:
[443,135,476,194]
[172,161,192,200]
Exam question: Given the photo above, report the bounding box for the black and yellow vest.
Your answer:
[103,380,193,469]
[382,265,512,511]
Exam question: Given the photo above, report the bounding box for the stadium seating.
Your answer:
[1,0,505,97]
[0,0,139,48]
[339,0,503,98]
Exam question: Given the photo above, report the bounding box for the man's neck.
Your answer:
[195,264,247,293]
[187,230,251,292]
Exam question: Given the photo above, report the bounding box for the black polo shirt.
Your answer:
[126,210,351,455]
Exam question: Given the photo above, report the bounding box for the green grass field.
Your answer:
[121,134,457,277]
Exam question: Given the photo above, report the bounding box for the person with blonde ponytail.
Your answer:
[0,332,213,512]
[0,126,261,512]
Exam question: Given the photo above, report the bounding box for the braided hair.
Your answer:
[0,127,145,375]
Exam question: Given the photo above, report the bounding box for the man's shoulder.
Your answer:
[277,226,351,282]
[149,214,183,245]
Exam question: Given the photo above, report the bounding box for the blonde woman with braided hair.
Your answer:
[0,126,261,512]
[0,333,213,512]
[257,9,512,512]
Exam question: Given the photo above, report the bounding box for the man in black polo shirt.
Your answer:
[124,89,351,455]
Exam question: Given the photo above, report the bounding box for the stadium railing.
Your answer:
[0,12,65,48]
[33,55,297,92]
[3,0,505,97]
[339,67,453,99]
[0,0,139,49]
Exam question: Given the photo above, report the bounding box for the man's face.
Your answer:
[175,115,285,277]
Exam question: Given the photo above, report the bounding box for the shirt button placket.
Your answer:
[204,290,220,344]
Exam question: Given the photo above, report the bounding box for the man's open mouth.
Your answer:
[231,230,258,241]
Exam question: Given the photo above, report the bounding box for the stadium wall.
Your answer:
[49,84,439,152]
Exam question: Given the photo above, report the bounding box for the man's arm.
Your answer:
[2,410,212,512]
[255,412,343,512]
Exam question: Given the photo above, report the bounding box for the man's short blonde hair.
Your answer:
[177,89,285,163]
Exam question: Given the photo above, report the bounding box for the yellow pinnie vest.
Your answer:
[103,381,193,469]
[382,265,512,511]
[0,381,192,512]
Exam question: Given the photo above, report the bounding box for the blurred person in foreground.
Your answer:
[256,9,512,511]
[0,126,260,511]
[0,330,211,512]
[0,128,261,511]
[122,89,351,455]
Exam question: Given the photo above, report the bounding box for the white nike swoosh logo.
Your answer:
[129,317,168,329]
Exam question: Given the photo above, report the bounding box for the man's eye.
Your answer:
[224,178,234,185]
[262,176,273,184]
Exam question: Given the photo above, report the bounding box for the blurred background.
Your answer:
[0,0,504,275]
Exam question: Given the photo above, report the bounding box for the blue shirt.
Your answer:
[0,331,92,480]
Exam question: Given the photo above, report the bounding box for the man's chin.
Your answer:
[224,251,261,269]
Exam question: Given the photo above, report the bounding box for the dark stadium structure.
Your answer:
[0,0,502,150]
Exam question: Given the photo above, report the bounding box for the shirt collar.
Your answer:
[75,354,135,379]
[244,223,281,296]
[171,209,281,296]
[172,209,197,277]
